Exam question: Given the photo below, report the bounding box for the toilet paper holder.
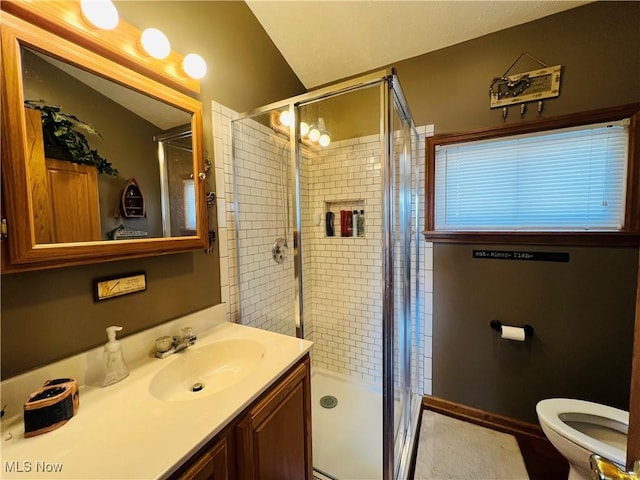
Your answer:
[490,320,534,339]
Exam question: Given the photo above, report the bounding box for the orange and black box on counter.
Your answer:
[23,378,79,437]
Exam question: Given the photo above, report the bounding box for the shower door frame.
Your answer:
[232,68,419,480]
[385,77,422,480]
[384,76,422,480]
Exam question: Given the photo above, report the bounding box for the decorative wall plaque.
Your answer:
[490,65,562,108]
[94,271,147,301]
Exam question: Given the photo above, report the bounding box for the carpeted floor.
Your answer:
[413,411,530,480]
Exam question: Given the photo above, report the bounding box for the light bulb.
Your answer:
[183,53,207,79]
[140,28,171,59]
[279,110,292,127]
[80,0,119,30]
[308,127,320,142]
[319,133,331,147]
[300,122,310,136]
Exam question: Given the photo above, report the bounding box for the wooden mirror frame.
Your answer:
[0,7,208,272]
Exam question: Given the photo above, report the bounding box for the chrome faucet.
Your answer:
[154,327,197,358]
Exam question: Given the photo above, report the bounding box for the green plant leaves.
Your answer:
[24,100,118,176]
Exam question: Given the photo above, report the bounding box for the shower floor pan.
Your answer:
[311,367,382,480]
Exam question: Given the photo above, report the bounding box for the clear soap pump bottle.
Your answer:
[102,326,129,386]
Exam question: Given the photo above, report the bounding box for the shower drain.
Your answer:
[319,395,338,409]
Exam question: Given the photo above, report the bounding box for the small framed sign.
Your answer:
[94,271,147,301]
[490,65,562,108]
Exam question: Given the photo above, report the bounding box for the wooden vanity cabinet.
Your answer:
[235,355,313,480]
[176,433,232,480]
[171,354,312,480]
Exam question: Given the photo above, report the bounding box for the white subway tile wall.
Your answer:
[213,102,433,393]
[304,133,384,383]
[232,117,296,337]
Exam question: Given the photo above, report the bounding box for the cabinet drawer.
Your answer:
[176,435,229,480]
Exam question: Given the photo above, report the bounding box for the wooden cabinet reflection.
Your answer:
[26,107,101,243]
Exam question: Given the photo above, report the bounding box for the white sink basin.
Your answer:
[149,338,265,401]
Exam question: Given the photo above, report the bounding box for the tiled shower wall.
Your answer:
[302,134,384,383]
[213,101,434,394]
[226,118,296,337]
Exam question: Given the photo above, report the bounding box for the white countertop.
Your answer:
[0,311,313,479]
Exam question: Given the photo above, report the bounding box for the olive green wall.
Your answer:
[394,1,640,133]
[387,1,639,423]
[1,1,304,379]
[433,245,638,423]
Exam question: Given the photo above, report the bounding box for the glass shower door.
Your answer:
[390,88,419,478]
[231,108,297,337]
[297,85,386,480]
[230,70,420,480]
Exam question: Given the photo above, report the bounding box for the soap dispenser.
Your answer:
[102,326,129,386]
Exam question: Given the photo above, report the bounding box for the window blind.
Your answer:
[183,179,196,231]
[434,120,629,231]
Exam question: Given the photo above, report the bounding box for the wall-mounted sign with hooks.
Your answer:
[490,65,561,108]
[489,53,562,109]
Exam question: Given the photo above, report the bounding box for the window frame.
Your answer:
[425,103,640,246]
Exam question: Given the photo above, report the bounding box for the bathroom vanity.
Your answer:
[0,306,314,479]
[173,356,311,479]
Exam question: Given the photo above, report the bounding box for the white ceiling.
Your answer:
[245,0,592,88]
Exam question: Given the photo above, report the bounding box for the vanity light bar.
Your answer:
[2,0,205,93]
[82,1,207,80]
[270,111,331,149]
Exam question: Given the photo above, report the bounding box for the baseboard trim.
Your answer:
[421,395,547,440]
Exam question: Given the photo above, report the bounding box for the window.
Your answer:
[435,121,628,231]
[183,179,196,232]
[425,104,640,245]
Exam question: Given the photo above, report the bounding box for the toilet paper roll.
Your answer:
[501,326,526,341]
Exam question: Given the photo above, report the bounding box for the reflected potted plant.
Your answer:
[24,99,119,176]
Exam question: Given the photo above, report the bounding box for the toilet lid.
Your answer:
[536,398,628,466]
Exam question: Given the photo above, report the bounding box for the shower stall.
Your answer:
[228,69,421,480]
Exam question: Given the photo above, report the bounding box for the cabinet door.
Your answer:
[236,356,312,480]
[177,436,229,480]
[24,108,102,243]
[44,158,102,242]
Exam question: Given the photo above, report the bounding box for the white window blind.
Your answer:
[434,120,629,231]
[183,179,196,231]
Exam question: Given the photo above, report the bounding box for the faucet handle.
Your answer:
[155,336,173,353]
[181,326,194,337]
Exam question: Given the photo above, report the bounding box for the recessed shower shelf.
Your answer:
[325,199,365,238]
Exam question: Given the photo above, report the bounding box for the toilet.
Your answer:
[536,398,628,480]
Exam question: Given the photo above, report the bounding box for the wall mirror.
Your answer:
[1,11,207,272]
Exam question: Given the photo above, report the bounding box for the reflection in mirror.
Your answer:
[155,127,196,237]
[20,44,195,244]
